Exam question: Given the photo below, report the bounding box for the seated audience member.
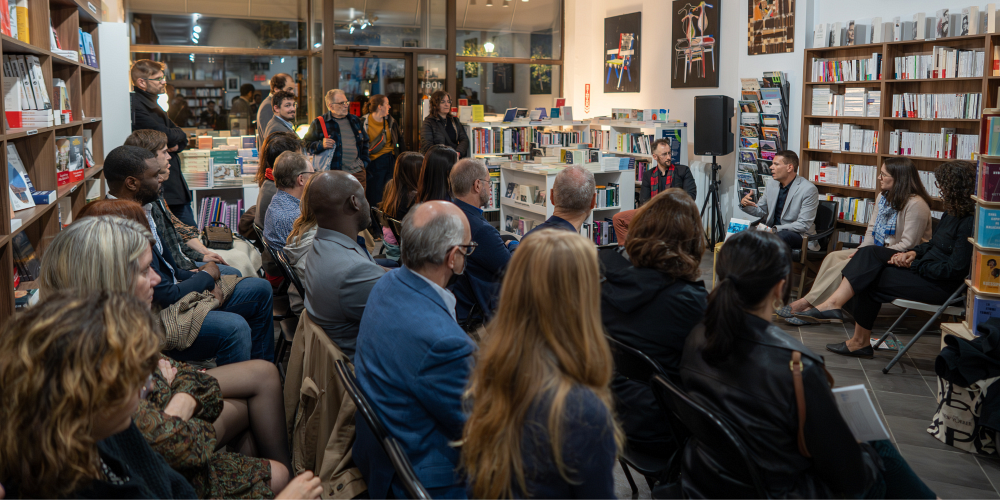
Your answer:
[102,146,275,365]
[738,150,818,249]
[416,144,459,203]
[463,229,621,498]
[264,151,314,251]
[680,230,935,498]
[781,158,932,324]
[601,188,707,456]
[379,151,424,261]
[125,129,234,273]
[285,174,320,282]
[796,161,976,358]
[354,201,476,499]
[611,138,697,243]
[523,165,596,238]
[450,157,516,323]
[254,131,304,230]
[304,171,385,359]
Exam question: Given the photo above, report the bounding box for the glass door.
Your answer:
[334,51,414,150]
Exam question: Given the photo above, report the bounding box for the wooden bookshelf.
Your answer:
[0,0,104,320]
[799,33,1000,232]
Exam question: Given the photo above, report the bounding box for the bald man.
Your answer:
[257,72,296,147]
[354,200,475,499]
[303,88,370,184]
[523,165,596,239]
[302,170,385,359]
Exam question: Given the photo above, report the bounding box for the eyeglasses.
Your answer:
[143,76,166,83]
[878,172,890,178]
[139,374,155,399]
[454,242,478,256]
[331,100,349,106]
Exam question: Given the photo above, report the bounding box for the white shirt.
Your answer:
[413,269,457,321]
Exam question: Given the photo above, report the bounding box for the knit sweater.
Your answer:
[861,194,933,251]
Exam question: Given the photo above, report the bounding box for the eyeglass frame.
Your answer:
[453,241,478,256]
[142,76,167,83]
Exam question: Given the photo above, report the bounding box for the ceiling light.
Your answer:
[193,25,201,33]
[280,57,285,63]
[192,13,200,21]
[313,42,321,48]
[360,22,367,29]
[484,41,494,52]
[349,25,355,34]
[486,0,493,6]
[192,32,199,39]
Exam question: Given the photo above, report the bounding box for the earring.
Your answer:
[772,298,785,311]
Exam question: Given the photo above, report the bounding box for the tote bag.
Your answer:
[313,116,337,171]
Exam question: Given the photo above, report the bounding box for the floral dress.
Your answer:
[133,358,274,499]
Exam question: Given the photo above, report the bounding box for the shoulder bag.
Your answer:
[790,350,835,457]
[313,116,338,171]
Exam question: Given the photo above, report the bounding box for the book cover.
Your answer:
[7,160,32,211]
[25,55,48,110]
[471,105,484,122]
[502,108,517,122]
[66,135,83,181]
[505,182,515,198]
[975,251,1000,293]
[814,23,828,47]
[979,206,1000,248]
[936,9,950,38]
[13,0,26,42]
[54,136,69,185]
[0,0,10,37]
[970,293,1000,333]
[979,160,1000,201]
[11,232,39,281]
[7,142,31,191]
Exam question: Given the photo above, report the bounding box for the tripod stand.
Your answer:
[700,156,725,246]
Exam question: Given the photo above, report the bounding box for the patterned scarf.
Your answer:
[265,168,274,181]
[650,163,675,198]
[872,194,898,247]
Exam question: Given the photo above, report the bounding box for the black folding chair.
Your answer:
[606,336,686,498]
[253,223,297,377]
[650,375,768,498]
[273,249,304,370]
[874,281,967,374]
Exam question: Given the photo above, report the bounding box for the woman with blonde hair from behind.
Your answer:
[462,229,622,498]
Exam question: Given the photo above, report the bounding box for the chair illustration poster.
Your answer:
[671,1,720,89]
[604,12,641,93]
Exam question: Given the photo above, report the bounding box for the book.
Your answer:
[25,55,49,110]
[471,105,484,122]
[54,136,70,185]
[831,385,891,442]
[814,23,828,48]
[726,218,753,240]
[502,108,517,122]
[979,159,1000,202]
[975,250,1000,293]
[990,3,998,33]
[969,290,1000,333]
[11,232,39,281]
[13,0,26,42]
[978,206,1000,248]
[7,159,33,211]
[871,17,882,43]
[0,0,9,37]
[936,9,950,38]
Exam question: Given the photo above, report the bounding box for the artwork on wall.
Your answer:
[671,1,720,88]
[492,63,514,93]
[748,0,794,55]
[604,12,641,93]
[531,33,553,95]
[227,76,241,91]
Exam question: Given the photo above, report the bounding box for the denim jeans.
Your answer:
[366,153,395,208]
[164,277,275,366]
[863,440,936,499]
[169,203,198,228]
[195,262,242,277]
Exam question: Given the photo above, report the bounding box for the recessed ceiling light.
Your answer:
[503,0,509,6]
[486,0,493,6]
[193,25,201,33]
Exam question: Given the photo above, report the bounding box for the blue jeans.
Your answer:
[195,262,242,277]
[366,153,395,208]
[169,203,198,228]
[863,440,935,499]
[164,277,275,366]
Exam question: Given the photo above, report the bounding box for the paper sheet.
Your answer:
[831,384,891,442]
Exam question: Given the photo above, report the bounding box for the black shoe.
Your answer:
[826,341,875,359]
[792,308,844,324]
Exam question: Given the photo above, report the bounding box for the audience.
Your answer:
[253,131,304,231]
[782,158,933,324]
[463,229,621,498]
[303,89,370,186]
[304,171,386,360]
[379,151,424,260]
[416,144,459,202]
[257,73,296,148]
[450,157,516,325]
[601,188,707,457]
[738,150,819,249]
[284,173,320,282]
[797,161,976,359]
[611,138,697,243]
[523,165,596,238]
[263,151,314,251]
[680,230,935,498]
[354,201,476,499]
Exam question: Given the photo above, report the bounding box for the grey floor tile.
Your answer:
[614,461,651,499]
[922,479,999,499]
[977,456,1000,494]
[898,443,996,492]
[874,391,936,418]
[820,351,867,371]
[883,415,956,451]
[827,366,871,389]
[865,372,936,397]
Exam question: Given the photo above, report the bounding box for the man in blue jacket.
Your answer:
[353,201,476,499]
[103,145,275,366]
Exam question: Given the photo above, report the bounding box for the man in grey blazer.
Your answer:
[303,170,386,360]
[263,90,297,140]
[739,150,818,249]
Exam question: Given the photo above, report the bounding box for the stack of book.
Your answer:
[893,48,985,79]
[810,162,878,189]
[919,171,942,198]
[891,92,982,119]
[887,128,978,159]
[595,183,620,208]
[582,218,616,246]
[78,29,97,67]
[531,129,583,147]
[810,53,882,82]
[470,126,529,155]
[504,215,541,237]
[2,54,52,128]
[807,123,878,153]
[818,193,876,224]
[54,135,84,186]
[965,109,1000,332]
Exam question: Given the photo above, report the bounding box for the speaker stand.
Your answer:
[700,157,725,247]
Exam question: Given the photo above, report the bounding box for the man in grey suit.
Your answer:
[303,170,386,359]
[263,90,297,140]
[739,150,818,249]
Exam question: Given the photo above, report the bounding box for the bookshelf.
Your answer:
[1,0,104,319]
[172,80,225,112]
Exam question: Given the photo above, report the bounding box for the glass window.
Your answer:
[128,13,306,49]
[456,0,561,59]
[456,62,559,115]
[334,0,446,49]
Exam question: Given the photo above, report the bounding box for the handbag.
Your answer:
[313,116,337,171]
[201,222,234,250]
[790,350,835,457]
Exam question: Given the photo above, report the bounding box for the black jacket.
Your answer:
[639,163,697,204]
[680,315,880,498]
[599,248,707,454]
[911,213,974,283]
[420,114,469,158]
[131,90,191,205]
[150,232,215,308]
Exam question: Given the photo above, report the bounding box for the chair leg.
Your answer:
[883,286,966,374]
[619,458,638,499]
[873,309,909,350]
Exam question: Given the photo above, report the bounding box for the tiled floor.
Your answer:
[612,256,1000,499]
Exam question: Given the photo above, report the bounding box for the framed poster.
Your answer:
[492,63,514,93]
[748,0,794,55]
[604,12,641,93]
[671,1,720,88]
[227,76,241,91]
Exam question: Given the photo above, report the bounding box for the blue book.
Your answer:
[502,108,517,122]
[31,190,55,204]
[535,107,547,120]
[971,293,1000,334]
[979,205,1000,248]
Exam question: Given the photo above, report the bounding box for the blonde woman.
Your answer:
[462,229,622,498]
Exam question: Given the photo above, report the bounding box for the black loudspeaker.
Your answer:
[693,95,735,156]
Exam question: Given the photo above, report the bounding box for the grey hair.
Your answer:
[553,165,596,211]
[400,203,465,270]
[273,151,309,189]
[324,89,346,107]
[449,158,488,197]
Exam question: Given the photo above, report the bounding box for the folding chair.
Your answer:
[273,249,304,371]
[874,281,967,374]
[253,223,297,377]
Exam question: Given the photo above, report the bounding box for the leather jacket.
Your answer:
[679,314,880,498]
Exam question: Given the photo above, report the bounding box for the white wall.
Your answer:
[99,22,132,156]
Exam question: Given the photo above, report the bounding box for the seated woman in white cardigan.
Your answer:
[779,157,933,325]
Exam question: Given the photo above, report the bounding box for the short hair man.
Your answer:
[129,59,195,227]
[302,89,369,186]
[354,201,475,499]
[611,138,697,244]
[303,171,385,359]
[199,100,218,129]
[231,83,256,118]
[264,90,297,139]
[104,145,275,365]
[257,73,296,146]
[449,157,516,324]
[524,165,596,239]
[739,150,818,249]
[263,151,314,251]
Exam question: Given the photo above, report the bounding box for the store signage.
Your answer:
[584,84,591,114]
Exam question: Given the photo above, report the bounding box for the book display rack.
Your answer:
[736,71,791,208]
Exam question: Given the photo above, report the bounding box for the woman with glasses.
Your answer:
[780,158,933,326]
[419,90,469,158]
[303,89,370,188]
[796,161,975,359]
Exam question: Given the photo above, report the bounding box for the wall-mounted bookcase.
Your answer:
[0,0,104,320]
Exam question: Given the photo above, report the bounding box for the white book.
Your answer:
[813,23,828,48]
[893,17,902,41]
[990,3,998,33]
[871,17,882,43]
[26,56,51,111]
[831,385,891,442]
[936,9,950,38]
[914,13,926,39]
[13,56,34,111]
[2,76,20,114]
[831,22,843,46]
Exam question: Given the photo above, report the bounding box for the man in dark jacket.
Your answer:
[611,138,697,244]
[130,59,196,226]
[302,89,370,188]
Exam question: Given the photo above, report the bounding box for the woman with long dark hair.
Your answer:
[680,230,934,498]
[796,160,976,358]
[419,90,469,157]
[416,144,458,202]
[379,151,423,260]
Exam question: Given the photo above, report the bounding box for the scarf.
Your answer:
[872,194,898,247]
[650,163,675,198]
[265,168,274,181]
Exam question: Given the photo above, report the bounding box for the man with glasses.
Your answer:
[263,151,314,251]
[611,138,697,244]
[130,59,195,227]
[303,89,370,187]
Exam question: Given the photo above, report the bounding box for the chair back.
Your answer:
[814,200,838,249]
[334,359,390,443]
[372,206,400,243]
[384,436,432,500]
[387,217,404,246]
[650,375,767,498]
[608,336,690,445]
[275,248,306,296]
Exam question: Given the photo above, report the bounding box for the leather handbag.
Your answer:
[791,350,835,457]
[202,222,234,250]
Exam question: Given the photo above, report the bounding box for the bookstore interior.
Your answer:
[10,0,1000,498]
